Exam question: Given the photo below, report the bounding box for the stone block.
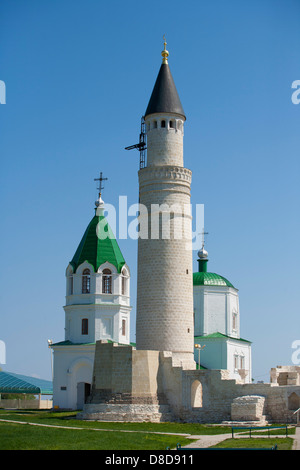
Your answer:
[231,395,265,422]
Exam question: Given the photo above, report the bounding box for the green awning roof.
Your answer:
[0,371,53,395]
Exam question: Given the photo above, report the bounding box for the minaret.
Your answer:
[136,39,195,368]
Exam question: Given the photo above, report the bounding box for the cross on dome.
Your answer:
[94,171,108,197]
[161,35,169,64]
[94,171,107,210]
[198,229,209,259]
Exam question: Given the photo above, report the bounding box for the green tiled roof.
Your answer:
[0,371,53,395]
[70,214,125,273]
[195,332,251,343]
[193,271,235,288]
[51,340,95,346]
[52,340,137,347]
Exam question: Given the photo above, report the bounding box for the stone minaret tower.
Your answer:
[136,40,195,369]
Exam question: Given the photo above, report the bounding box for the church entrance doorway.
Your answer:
[77,382,91,409]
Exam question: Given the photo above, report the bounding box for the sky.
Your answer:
[0,0,299,384]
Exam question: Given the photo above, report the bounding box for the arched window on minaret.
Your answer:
[102,269,112,294]
[82,269,91,294]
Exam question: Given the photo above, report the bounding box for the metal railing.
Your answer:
[231,425,288,438]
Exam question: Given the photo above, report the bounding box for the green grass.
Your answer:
[0,410,199,450]
[0,410,295,450]
[0,420,194,450]
[0,409,231,434]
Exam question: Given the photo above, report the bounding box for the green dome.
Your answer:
[193,271,235,288]
[70,213,126,273]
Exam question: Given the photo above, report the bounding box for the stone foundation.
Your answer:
[77,341,300,424]
[77,404,174,422]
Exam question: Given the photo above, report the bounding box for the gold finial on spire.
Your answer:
[161,35,169,64]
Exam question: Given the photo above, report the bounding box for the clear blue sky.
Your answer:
[0,0,299,383]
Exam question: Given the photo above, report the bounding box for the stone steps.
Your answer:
[222,417,269,427]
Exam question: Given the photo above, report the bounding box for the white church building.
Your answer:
[52,196,252,410]
[51,41,300,425]
[51,39,253,409]
[193,245,252,383]
[51,194,132,410]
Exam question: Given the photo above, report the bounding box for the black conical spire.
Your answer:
[145,38,185,119]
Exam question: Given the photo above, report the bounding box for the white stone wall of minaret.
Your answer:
[136,108,195,368]
[146,114,184,167]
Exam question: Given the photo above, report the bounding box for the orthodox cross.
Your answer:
[94,172,108,197]
[199,229,209,249]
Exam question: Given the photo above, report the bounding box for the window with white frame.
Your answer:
[122,319,126,336]
[232,311,238,331]
[121,268,128,296]
[82,318,88,335]
[68,275,73,295]
[102,269,112,294]
[82,269,91,294]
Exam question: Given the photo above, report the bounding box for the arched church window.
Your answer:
[232,312,238,331]
[68,276,73,295]
[169,120,174,129]
[102,269,112,294]
[122,319,126,336]
[161,120,166,128]
[121,268,128,295]
[82,269,91,294]
[82,318,88,335]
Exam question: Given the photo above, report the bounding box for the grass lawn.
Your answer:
[0,410,200,450]
[0,409,232,434]
[0,420,195,450]
[0,410,295,451]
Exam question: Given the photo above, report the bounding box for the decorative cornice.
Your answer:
[139,165,192,186]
